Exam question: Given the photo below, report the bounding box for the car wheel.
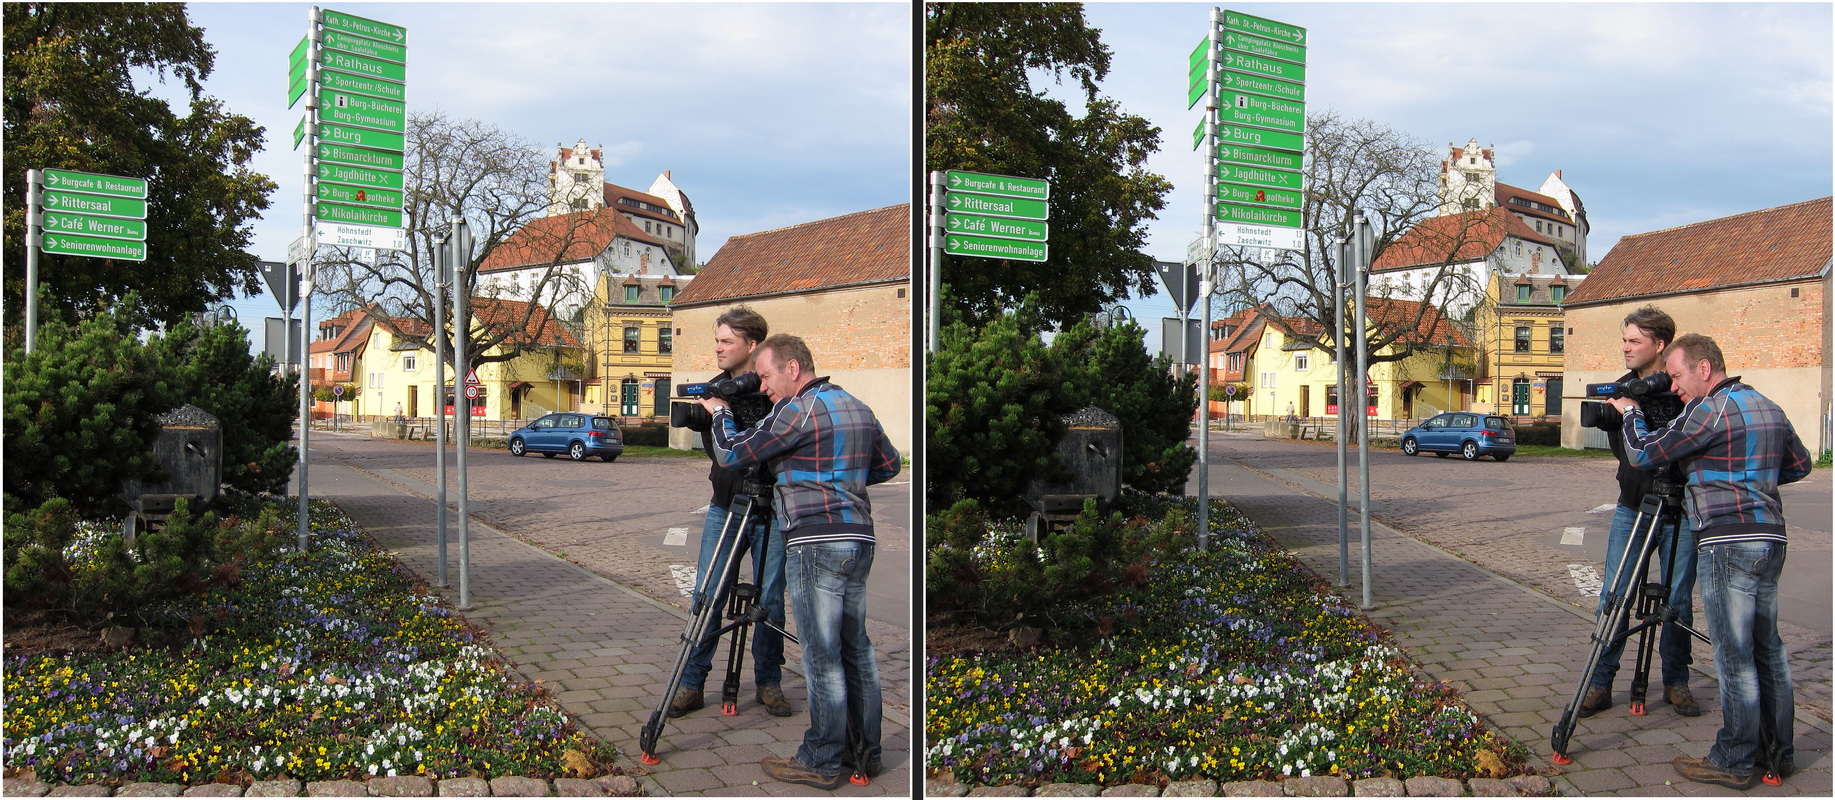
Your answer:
[1494,453,1511,462]
[569,442,588,461]
[509,438,526,457]
[1402,437,1419,456]
[1462,441,1480,461]
[601,454,618,463]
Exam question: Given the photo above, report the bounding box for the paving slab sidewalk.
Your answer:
[1198,435,1831,797]
[301,446,912,797]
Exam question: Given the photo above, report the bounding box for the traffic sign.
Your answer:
[316,200,403,228]
[334,385,344,396]
[1218,123,1303,153]
[465,386,480,400]
[1221,51,1305,84]
[319,68,404,102]
[319,48,407,83]
[42,211,145,240]
[1187,37,1210,110]
[1217,222,1305,251]
[318,89,406,133]
[1217,142,1304,172]
[315,222,406,251]
[321,29,405,64]
[1222,9,1306,46]
[1225,385,1237,396]
[1218,162,1303,191]
[42,169,147,199]
[288,36,310,107]
[1217,182,1302,211]
[316,143,405,172]
[465,369,481,386]
[944,170,1049,200]
[1220,69,1305,102]
[42,232,147,261]
[317,122,404,153]
[945,191,1047,221]
[316,182,402,209]
[44,190,147,220]
[1221,30,1305,64]
[1219,90,1305,133]
[1216,202,1302,228]
[1154,259,1199,314]
[321,8,407,44]
[287,236,312,266]
[944,233,1048,262]
[944,212,1047,242]
[318,162,404,190]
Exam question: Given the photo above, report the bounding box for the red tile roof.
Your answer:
[1495,182,1572,224]
[1263,298,1471,349]
[675,205,910,305]
[1372,207,1557,272]
[382,298,579,349]
[603,182,682,226]
[1566,197,1832,305]
[479,208,665,273]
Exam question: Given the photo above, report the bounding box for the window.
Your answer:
[644,221,651,233]
[1295,353,1309,372]
[1516,285,1531,302]
[624,326,641,353]
[1535,220,1543,233]
[1229,353,1243,372]
[1550,326,1565,353]
[659,286,674,302]
[337,353,352,373]
[1550,285,1566,302]
[403,354,418,372]
[625,285,640,302]
[658,327,672,354]
[1515,326,1532,352]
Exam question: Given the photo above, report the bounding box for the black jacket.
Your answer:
[699,369,776,509]
[1600,367,1659,507]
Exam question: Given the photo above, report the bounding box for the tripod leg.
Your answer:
[721,583,757,716]
[1551,510,1660,762]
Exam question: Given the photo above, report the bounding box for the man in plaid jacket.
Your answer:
[699,333,901,789]
[1610,333,1812,790]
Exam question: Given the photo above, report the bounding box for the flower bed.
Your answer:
[3,499,619,786]
[926,500,1530,788]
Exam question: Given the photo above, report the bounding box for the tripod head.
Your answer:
[1644,463,1687,500]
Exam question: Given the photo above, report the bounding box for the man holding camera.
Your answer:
[1581,306,1701,719]
[699,334,901,790]
[669,307,792,719]
[1609,333,1813,789]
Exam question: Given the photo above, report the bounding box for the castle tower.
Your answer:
[646,170,699,268]
[1438,138,1496,216]
[547,138,606,217]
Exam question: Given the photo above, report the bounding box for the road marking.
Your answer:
[1589,504,1616,514]
[1569,564,1602,597]
[670,564,697,597]
[663,527,687,546]
[1560,527,1585,546]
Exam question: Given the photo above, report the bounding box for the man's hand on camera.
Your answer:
[697,397,729,414]
[1607,396,1641,414]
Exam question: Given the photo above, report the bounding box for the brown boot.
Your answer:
[1674,756,1757,790]
[666,686,704,718]
[1578,686,1613,718]
[1665,685,1702,716]
[761,756,843,789]
[756,684,792,717]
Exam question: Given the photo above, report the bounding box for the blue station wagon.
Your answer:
[509,413,624,462]
[1401,412,1516,461]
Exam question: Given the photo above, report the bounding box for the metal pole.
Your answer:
[928,170,944,353]
[25,169,42,354]
[1354,212,1374,609]
[451,217,473,610]
[1197,6,1222,550]
[296,9,320,551]
[1335,235,1350,587]
[433,228,450,588]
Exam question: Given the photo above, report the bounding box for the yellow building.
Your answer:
[1249,298,1476,422]
[357,298,583,423]
[580,271,681,421]
[1471,271,1580,418]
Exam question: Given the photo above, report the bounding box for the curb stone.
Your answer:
[486,777,548,797]
[549,778,603,796]
[1033,783,1102,797]
[967,787,1032,797]
[5,779,51,797]
[1222,780,1281,796]
[1282,775,1348,796]
[435,777,489,797]
[1351,777,1404,796]
[1404,776,1465,796]
[181,787,245,797]
[305,780,366,797]
[1162,780,1219,796]
[1097,786,1160,797]
[114,783,183,797]
[46,787,111,797]
[366,776,432,797]
[246,782,301,798]
[1469,777,1517,796]
[927,779,971,797]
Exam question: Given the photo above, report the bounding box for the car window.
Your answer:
[561,415,584,428]
[1453,414,1477,428]
[1484,417,1510,430]
[1425,416,1448,429]
[533,416,556,429]
[592,417,615,431]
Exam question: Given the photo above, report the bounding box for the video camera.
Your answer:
[1579,371,1686,429]
[669,372,764,431]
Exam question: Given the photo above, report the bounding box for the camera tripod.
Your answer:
[1546,477,1788,780]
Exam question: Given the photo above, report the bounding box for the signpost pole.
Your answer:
[1335,235,1350,588]
[24,169,42,354]
[297,9,322,553]
[451,217,473,610]
[1354,212,1374,610]
[1195,6,1225,551]
[433,228,450,588]
[928,170,944,354]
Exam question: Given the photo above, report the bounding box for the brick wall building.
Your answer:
[669,204,912,452]
[1560,197,1832,451]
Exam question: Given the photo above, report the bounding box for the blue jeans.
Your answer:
[679,501,786,691]
[1590,503,1696,689]
[786,541,881,774]
[1698,541,1794,777]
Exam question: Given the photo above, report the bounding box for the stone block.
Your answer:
[45,787,110,797]
[1283,775,1349,796]
[116,784,184,797]
[181,786,246,797]
[1468,778,1516,796]
[489,776,550,797]
[1034,783,1101,797]
[590,775,639,796]
[435,777,490,797]
[1163,781,1220,797]
[927,779,970,797]
[1222,780,1281,796]
[4,779,51,797]
[308,780,368,797]
[1098,785,1162,797]
[246,781,303,798]
[1352,777,1406,796]
[1506,775,1553,795]
[1404,776,1465,797]
[550,779,603,797]
[966,787,1031,796]
[367,776,433,797]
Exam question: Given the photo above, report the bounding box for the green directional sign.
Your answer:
[1218,123,1303,153]
[1216,202,1302,228]
[1217,182,1302,210]
[318,162,404,190]
[1220,69,1305,102]
[318,122,404,153]
[945,212,1048,242]
[1217,162,1304,191]
[288,36,310,108]
[42,232,147,261]
[319,48,407,83]
[944,170,1049,200]
[1192,116,1207,151]
[316,143,405,171]
[44,190,147,220]
[1217,142,1304,172]
[1187,37,1210,110]
[318,89,405,133]
[1188,73,1208,110]
[322,29,405,64]
[1222,9,1306,46]
[1219,90,1305,133]
[316,201,403,228]
[945,233,1048,262]
[316,182,402,209]
[1221,51,1305,84]
[319,67,404,102]
[43,211,146,241]
[42,169,147,199]
[293,116,307,150]
[1221,30,1305,64]
[945,191,1048,221]
[322,9,407,45]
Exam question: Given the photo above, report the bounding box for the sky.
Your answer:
[1075,2,1834,349]
[153,2,911,356]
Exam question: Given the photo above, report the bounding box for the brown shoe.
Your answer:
[1665,685,1702,717]
[1577,686,1613,718]
[666,686,703,718]
[761,756,843,789]
[756,684,792,717]
[1674,756,1757,790]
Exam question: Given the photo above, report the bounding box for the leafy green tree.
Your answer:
[1052,320,1198,496]
[927,2,1172,328]
[147,319,298,495]
[4,3,275,331]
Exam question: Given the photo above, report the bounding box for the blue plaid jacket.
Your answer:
[710,378,901,546]
[1623,377,1812,547]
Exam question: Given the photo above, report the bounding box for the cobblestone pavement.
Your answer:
[298,430,911,796]
[1197,429,1831,796]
